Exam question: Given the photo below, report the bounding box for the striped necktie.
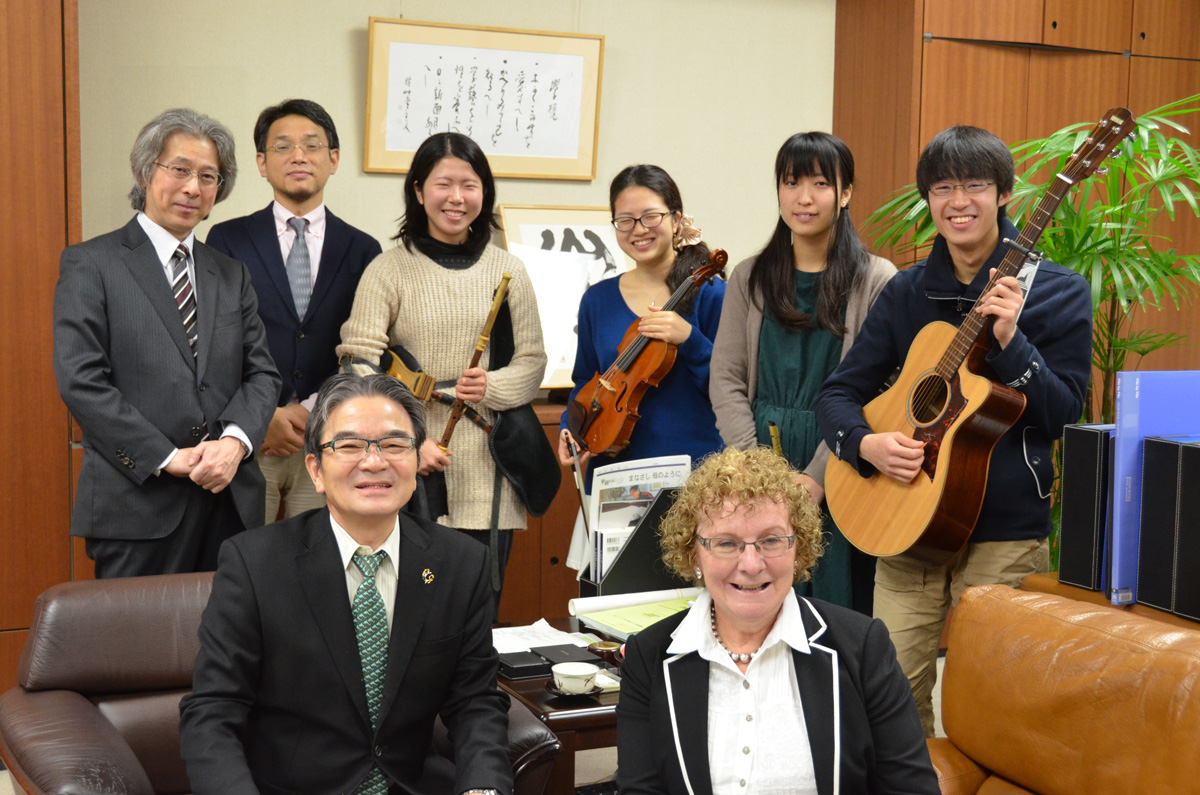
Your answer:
[170,244,198,358]
[352,550,389,795]
[286,217,312,319]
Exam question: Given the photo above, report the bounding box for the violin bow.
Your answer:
[439,272,512,451]
[565,435,591,536]
[565,434,594,581]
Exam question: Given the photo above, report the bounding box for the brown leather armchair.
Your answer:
[0,573,560,795]
[929,584,1200,795]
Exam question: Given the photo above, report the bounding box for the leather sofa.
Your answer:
[929,584,1200,794]
[0,572,560,795]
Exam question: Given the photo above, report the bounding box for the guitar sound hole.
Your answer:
[911,375,949,425]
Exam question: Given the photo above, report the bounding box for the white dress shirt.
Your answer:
[136,212,251,471]
[330,514,400,633]
[667,590,818,795]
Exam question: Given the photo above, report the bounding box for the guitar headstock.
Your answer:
[1058,107,1136,185]
[692,249,728,284]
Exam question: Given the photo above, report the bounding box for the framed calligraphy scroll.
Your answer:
[364,18,604,180]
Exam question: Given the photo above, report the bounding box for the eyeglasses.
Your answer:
[612,211,672,232]
[265,141,329,155]
[154,162,223,189]
[318,434,418,460]
[928,181,995,198]
[695,534,796,558]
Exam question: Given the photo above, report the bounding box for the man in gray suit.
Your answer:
[53,108,280,578]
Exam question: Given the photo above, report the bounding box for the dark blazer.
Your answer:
[616,594,939,795]
[206,204,382,404]
[52,217,280,539]
[179,508,513,795]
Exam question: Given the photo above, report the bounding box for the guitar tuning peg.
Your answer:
[1127,131,1136,140]
[1096,167,1110,175]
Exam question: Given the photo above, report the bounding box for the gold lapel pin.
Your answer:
[422,568,435,584]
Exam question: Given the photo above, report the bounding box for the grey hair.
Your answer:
[304,374,427,464]
[128,108,238,210]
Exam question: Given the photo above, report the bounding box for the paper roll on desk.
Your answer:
[568,587,701,616]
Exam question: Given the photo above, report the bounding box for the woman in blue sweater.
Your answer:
[558,165,725,479]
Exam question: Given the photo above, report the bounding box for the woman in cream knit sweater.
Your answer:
[338,133,545,590]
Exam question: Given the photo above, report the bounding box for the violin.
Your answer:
[566,249,727,455]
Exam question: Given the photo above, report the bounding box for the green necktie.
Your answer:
[352,550,389,795]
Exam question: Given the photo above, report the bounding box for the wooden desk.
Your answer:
[497,617,619,793]
[499,675,618,794]
[1022,572,1200,631]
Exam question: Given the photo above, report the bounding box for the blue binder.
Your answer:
[1110,371,1200,605]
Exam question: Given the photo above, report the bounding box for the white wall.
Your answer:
[79,0,836,265]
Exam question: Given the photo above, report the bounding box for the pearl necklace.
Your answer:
[710,602,761,664]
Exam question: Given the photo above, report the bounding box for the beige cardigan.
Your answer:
[337,244,547,529]
[709,254,897,485]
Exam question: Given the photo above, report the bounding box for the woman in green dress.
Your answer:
[709,132,896,613]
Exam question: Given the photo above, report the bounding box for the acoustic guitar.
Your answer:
[825,107,1136,565]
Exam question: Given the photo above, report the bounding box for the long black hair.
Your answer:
[748,132,870,334]
[609,165,711,316]
[393,132,501,259]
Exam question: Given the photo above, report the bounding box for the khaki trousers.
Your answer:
[874,537,1048,737]
[261,451,326,525]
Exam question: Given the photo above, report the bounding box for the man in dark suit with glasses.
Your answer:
[206,99,381,525]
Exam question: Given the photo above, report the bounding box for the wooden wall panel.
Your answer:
[924,0,1043,44]
[0,630,28,693]
[1043,0,1133,53]
[920,41,1030,152]
[1026,51,1131,139]
[496,404,578,625]
[1131,0,1200,60]
[538,436,582,621]
[70,449,96,581]
[499,517,541,626]
[0,0,73,630]
[1125,56,1200,373]
[832,0,923,259]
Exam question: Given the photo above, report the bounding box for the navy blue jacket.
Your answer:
[207,204,381,404]
[815,217,1092,542]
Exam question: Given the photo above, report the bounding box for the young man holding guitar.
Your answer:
[815,125,1094,736]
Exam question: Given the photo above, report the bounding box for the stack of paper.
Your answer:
[569,587,701,641]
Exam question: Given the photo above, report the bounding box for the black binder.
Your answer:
[1138,435,1200,616]
[1059,424,1115,591]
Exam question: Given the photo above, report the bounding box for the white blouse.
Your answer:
[666,591,818,795]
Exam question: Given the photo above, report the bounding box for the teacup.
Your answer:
[551,662,599,694]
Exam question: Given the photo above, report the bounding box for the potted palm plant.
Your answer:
[868,95,1200,424]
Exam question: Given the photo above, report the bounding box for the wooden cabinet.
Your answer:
[1041,0,1134,52]
[924,0,1043,43]
[922,0,1135,52]
[1131,0,1200,60]
[497,403,581,625]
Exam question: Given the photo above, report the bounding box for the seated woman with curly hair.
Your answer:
[616,447,937,795]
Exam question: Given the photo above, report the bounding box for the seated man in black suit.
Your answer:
[207,99,382,524]
[180,374,510,795]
